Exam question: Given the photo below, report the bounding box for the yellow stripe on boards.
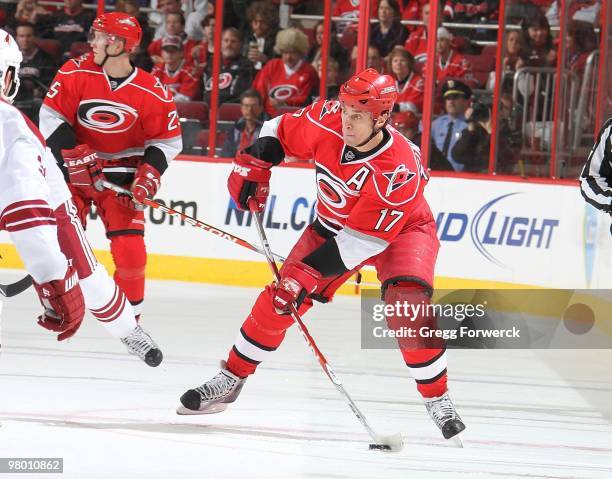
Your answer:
[0,243,537,293]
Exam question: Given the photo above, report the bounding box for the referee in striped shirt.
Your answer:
[580,119,612,220]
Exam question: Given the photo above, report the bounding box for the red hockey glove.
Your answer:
[33,266,85,341]
[272,262,321,313]
[131,163,161,205]
[62,144,104,192]
[228,152,272,213]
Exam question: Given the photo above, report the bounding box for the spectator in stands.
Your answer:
[451,100,492,172]
[388,46,424,112]
[151,0,182,40]
[14,22,57,121]
[333,0,375,35]
[306,20,349,75]
[452,0,499,40]
[486,29,524,92]
[309,57,341,102]
[369,0,408,58]
[221,89,269,158]
[516,13,556,69]
[431,79,471,171]
[49,0,94,56]
[252,28,318,116]
[116,0,154,71]
[367,45,385,71]
[242,1,279,72]
[185,0,214,41]
[567,20,597,74]
[392,107,452,170]
[10,0,52,36]
[403,2,431,64]
[148,12,197,66]
[203,27,253,105]
[426,27,477,86]
[452,96,519,173]
[152,35,200,101]
[191,13,215,70]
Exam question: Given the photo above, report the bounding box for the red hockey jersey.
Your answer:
[252,58,319,116]
[396,72,425,112]
[151,61,200,101]
[404,28,428,64]
[267,99,430,267]
[40,54,182,172]
[422,50,476,86]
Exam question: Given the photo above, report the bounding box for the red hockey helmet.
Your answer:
[339,68,397,118]
[91,12,142,53]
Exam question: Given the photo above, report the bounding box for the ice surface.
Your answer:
[0,270,611,479]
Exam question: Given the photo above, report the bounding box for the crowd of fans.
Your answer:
[0,0,602,175]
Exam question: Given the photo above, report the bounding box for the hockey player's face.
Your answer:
[341,104,376,147]
[90,31,110,63]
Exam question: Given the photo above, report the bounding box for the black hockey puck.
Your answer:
[369,443,391,451]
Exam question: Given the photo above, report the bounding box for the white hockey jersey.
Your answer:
[0,99,71,283]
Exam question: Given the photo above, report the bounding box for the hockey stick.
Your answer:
[99,181,377,288]
[247,199,404,453]
[0,275,33,298]
[99,180,287,262]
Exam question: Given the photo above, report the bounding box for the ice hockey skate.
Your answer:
[120,325,163,367]
[177,361,246,415]
[425,392,466,446]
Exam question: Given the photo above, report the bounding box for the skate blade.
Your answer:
[176,403,229,415]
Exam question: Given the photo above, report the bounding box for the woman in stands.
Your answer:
[306,20,348,76]
[517,13,556,69]
[369,0,408,58]
[388,46,424,112]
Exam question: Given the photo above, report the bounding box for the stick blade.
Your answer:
[0,275,33,297]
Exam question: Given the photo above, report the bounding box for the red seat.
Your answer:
[340,27,357,51]
[36,39,61,62]
[276,106,301,116]
[69,42,91,59]
[176,101,209,125]
[465,53,496,88]
[196,129,227,154]
[218,103,242,121]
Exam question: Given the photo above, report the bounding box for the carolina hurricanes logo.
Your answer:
[382,164,415,197]
[206,72,233,91]
[319,100,341,121]
[317,173,347,208]
[269,84,299,101]
[77,100,138,133]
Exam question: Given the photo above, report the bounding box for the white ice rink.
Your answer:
[0,270,611,479]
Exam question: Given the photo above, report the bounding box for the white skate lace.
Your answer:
[121,325,157,359]
[427,394,458,427]
[195,371,236,401]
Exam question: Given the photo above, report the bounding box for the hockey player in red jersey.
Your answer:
[178,68,466,441]
[0,28,162,365]
[39,12,183,320]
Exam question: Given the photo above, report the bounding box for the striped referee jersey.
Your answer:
[580,118,612,212]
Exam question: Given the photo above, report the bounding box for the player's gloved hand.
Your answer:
[272,262,321,313]
[228,152,272,213]
[131,163,161,205]
[62,144,104,192]
[32,266,85,341]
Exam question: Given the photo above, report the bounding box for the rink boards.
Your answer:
[1,156,610,290]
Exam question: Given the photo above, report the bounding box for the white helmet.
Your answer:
[0,29,23,103]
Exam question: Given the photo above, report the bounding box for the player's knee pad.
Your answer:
[110,235,147,280]
[54,200,98,278]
